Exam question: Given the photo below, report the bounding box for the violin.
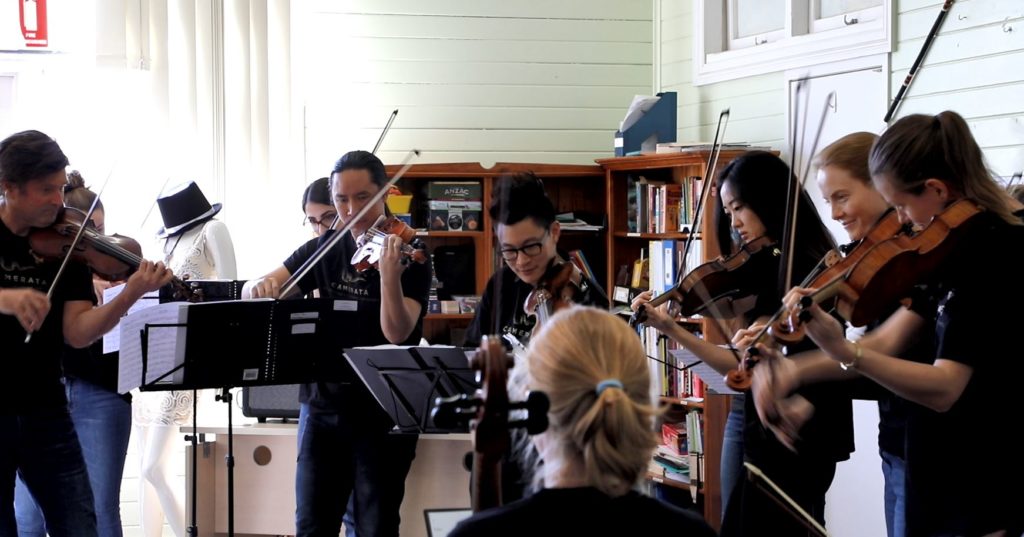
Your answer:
[524,261,583,329]
[431,335,549,511]
[29,207,200,301]
[630,235,780,327]
[725,200,984,390]
[795,199,983,327]
[351,214,428,272]
[767,209,908,345]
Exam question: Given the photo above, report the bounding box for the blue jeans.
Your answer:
[0,410,97,537]
[295,403,418,537]
[14,379,131,537]
[881,449,907,537]
[719,405,745,522]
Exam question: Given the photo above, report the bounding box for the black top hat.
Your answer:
[155,181,223,239]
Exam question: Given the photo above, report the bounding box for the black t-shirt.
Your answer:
[1,218,95,415]
[448,487,716,537]
[736,245,855,465]
[62,340,129,402]
[900,211,1024,537]
[464,258,609,348]
[283,229,432,414]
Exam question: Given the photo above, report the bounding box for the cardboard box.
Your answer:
[428,200,482,231]
[428,181,481,201]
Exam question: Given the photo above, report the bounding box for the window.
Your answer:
[694,0,891,85]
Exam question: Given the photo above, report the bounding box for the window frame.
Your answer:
[694,0,892,86]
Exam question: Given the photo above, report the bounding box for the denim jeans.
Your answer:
[295,402,418,537]
[0,410,97,537]
[14,378,132,537]
[719,405,745,522]
[881,449,907,537]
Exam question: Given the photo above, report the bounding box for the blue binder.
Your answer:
[614,91,678,156]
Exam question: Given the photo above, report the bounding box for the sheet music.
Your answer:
[102,283,160,353]
[117,302,189,394]
[668,348,741,395]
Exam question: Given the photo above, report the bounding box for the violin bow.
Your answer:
[139,176,172,231]
[320,109,402,234]
[1007,171,1022,190]
[884,0,955,123]
[278,149,420,299]
[629,109,730,328]
[25,163,117,343]
[745,462,830,537]
[372,109,399,155]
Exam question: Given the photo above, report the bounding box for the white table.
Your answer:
[182,422,472,537]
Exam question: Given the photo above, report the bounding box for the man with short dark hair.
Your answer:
[243,150,431,537]
[0,130,173,536]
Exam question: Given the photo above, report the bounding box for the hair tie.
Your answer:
[595,379,623,395]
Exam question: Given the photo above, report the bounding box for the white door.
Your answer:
[786,57,888,537]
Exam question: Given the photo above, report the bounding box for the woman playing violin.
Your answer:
[748,132,926,537]
[631,151,853,536]
[0,130,172,535]
[774,111,1024,536]
[464,172,608,505]
[464,172,607,349]
[451,306,715,537]
[241,150,431,536]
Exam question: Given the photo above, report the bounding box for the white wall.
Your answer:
[298,0,654,169]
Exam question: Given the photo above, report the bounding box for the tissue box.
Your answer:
[428,201,482,231]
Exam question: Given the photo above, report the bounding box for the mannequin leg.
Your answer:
[137,424,186,537]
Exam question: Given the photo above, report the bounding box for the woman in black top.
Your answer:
[451,306,716,537]
[633,151,853,536]
[465,172,607,349]
[781,111,1024,536]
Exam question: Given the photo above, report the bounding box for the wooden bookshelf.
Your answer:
[597,151,750,531]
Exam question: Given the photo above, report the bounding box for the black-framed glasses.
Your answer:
[305,210,338,228]
[499,231,548,261]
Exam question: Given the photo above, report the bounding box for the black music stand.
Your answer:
[129,298,376,537]
[343,346,480,434]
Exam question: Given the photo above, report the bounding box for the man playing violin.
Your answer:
[0,130,173,536]
[242,150,432,537]
[465,172,607,349]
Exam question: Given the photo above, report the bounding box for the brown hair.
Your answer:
[814,131,878,184]
[870,111,1019,225]
[63,170,103,212]
[526,306,658,497]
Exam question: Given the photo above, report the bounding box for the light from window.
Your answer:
[733,0,786,38]
[818,0,882,19]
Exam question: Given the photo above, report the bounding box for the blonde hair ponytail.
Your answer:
[526,306,658,497]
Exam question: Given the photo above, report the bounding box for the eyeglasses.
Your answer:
[499,232,548,261]
[305,211,338,228]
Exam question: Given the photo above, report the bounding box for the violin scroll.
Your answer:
[430,335,549,512]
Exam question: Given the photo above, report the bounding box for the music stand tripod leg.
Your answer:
[184,388,199,537]
[215,388,235,537]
